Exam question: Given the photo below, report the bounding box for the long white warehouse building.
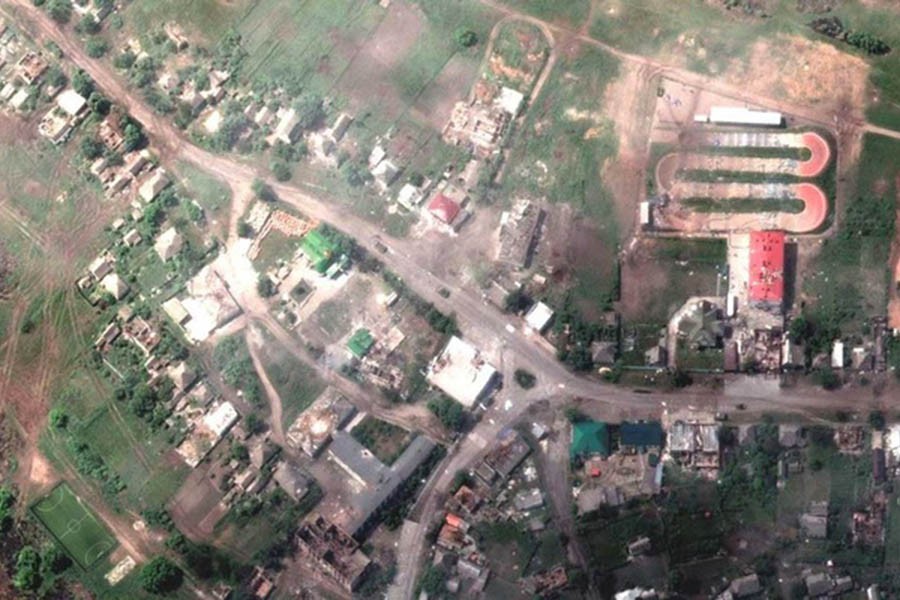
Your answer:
[707,106,783,127]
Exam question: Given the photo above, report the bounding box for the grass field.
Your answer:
[502,45,619,225]
[621,238,726,323]
[803,134,900,333]
[350,416,412,465]
[252,230,300,272]
[255,331,326,430]
[32,482,117,569]
[497,0,589,27]
[175,162,232,233]
[122,0,251,46]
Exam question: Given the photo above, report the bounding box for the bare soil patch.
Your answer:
[601,62,655,241]
[412,54,482,131]
[0,113,36,145]
[723,35,869,111]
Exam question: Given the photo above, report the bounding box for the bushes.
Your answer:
[213,336,262,405]
[66,438,125,496]
[0,486,15,532]
[13,546,42,592]
[140,557,183,595]
[514,369,536,389]
[427,395,465,432]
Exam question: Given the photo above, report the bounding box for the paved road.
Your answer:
[7,4,900,599]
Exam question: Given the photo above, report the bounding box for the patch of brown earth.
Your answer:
[724,35,869,111]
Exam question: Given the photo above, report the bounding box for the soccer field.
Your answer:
[32,483,117,569]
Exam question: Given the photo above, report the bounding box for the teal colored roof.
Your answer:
[347,329,375,358]
[620,422,663,449]
[301,228,338,273]
[570,421,610,459]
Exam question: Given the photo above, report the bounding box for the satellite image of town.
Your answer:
[1,0,900,598]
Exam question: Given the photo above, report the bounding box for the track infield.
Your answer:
[31,482,117,569]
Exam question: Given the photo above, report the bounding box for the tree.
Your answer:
[245,413,264,435]
[71,69,95,98]
[514,369,536,389]
[80,136,104,160]
[12,546,41,592]
[341,161,369,187]
[140,557,183,594]
[86,37,109,58]
[40,543,71,575]
[257,275,276,298]
[251,178,276,202]
[815,367,841,391]
[88,92,111,115]
[230,442,249,462]
[0,486,15,533]
[869,410,886,431]
[123,122,145,152]
[75,14,100,34]
[237,221,253,238]
[564,406,586,423]
[418,565,446,597]
[293,93,325,130]
[47,0,73,24]
[49,408,69,429]
[113,50,136,70]
[454,28,478,48]
[44,65,67,88]
[427,396,465,432]
[271,161,292,182]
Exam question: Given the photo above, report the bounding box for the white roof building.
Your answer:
[202,401,238,438]
[162,297,190,325]
[268,108,300,146]
[396,183,423,210]
[426,336,498,408]
[154,226,183,262]
[524,301,554,333]
[56,89,87,117]
[497,86,525,116]
[708,106,782,127]
[831,340,845,369]
[100,273,129,300]
[139,169,170,202]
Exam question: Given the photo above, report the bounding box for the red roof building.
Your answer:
[748,231,785,307]
[428,193,461,224]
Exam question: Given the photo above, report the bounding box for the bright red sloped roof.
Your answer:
[428,193,461,224]
[749,230,785,305]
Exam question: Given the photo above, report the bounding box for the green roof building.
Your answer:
[347,329,375,359]
[301,228,339,274]
[570,420,610,460]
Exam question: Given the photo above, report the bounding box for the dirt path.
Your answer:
[245,326,286,444]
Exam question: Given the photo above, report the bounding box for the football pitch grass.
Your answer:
[32,482,117,569]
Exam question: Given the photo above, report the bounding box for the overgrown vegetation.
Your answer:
[213,335,263,405]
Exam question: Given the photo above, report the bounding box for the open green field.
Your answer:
[122,0,251,46]
[502,44,619,224]
[32,482,117,569]
[497,0,589,27]
[621,238,726,323]
[235,0,383,93]
[255,331,326,430]
[803,134,900,335]
[351,416,412,465]
[175,162,232,236]
[252,230,300,272]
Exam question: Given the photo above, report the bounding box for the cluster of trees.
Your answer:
[0,486,14,532]
[9,539,72,594]
[809,17,891,55]
[66,437,125,496]
[553,295,601,372]
[213,336,262,405]
[382,271,460,336]
[140,556,184,595]
[717,423,780,511]
[33,0,73,24]
[427,395,465,432]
